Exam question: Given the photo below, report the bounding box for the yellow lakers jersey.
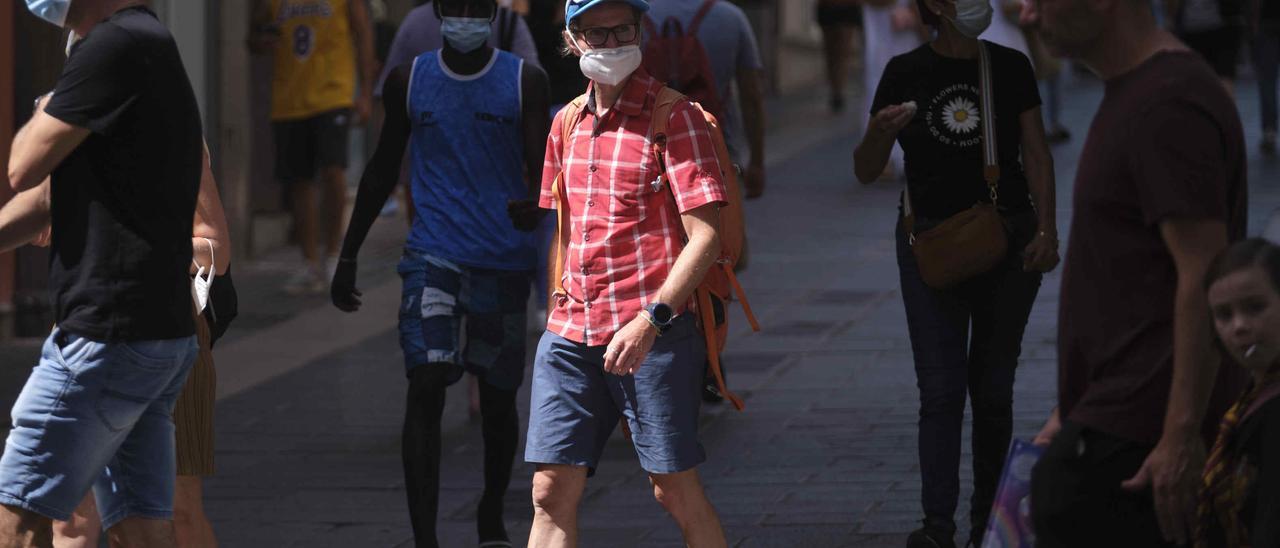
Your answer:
[269,0,356,120]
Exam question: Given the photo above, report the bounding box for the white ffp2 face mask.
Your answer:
[191,238,214,314]
[946,0,994,38]
[576,44,642,86]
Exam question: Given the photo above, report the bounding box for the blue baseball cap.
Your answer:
[565,0,649,29]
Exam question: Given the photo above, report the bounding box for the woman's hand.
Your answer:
[869,103,916,139]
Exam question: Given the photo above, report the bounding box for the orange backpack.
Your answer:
[550,87,758,411]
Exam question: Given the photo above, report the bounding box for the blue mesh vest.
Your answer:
[405,49,533,270]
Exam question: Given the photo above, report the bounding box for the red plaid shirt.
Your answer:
[539,70,727,346]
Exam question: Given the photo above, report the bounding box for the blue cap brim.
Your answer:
[565,0,650,28]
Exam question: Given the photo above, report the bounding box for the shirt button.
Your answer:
[581,266,589,274]
[587,200,595,207]
[585,302,593,309]
[589,165,598,172]
[583,233,591,242]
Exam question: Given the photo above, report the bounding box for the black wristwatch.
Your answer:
[643,302,675,335]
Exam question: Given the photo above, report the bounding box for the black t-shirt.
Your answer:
[1057,51,1248,445]
[527,0,588,105]
[872,41,1040,221]
[44,6,203,341]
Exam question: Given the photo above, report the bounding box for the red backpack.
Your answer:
[640,0,725,123]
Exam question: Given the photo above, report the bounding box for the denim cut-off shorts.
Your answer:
[525,314,708,475]
[0,327,197,529]
[397,249,533,391]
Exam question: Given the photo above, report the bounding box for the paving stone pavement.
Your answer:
[4,67,1280,547]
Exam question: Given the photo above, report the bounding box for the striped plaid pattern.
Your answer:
[539,70,726,346]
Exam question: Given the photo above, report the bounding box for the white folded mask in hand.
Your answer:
[191,238,214,314]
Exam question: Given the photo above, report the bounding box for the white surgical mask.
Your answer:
[575,44,642,86]
[946,0,993,39]
[441,17,491,53]
[26,0,72,28]
[191,238,214,314]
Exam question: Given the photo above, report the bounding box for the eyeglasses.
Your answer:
[573,23,639,48]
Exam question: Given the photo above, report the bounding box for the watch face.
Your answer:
[651,303,673,324]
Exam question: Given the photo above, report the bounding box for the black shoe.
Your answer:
[906,519,956,548]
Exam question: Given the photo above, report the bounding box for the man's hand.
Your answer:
[1033,406,1062,447]
[603,314,659,376]
[507,199,546,232]
[1022,232,1060,272]
[331,259,363,312]
[1121,432,1206,545]
[354,93,373,125]
[743,162,765,199]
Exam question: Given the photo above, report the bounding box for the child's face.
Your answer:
[1209,266,1280,375]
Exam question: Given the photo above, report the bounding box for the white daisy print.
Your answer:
[941,97,980,134]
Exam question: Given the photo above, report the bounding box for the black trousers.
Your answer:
[1030,421,1174,548]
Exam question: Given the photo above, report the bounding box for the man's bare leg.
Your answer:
[527,465,587,548]
[650,470,726,548]
[319,165,348,259]
[173,476,216,548]
[291,179,321,268]
[51,495,99,548]
[105,517,175,548]
[0,505,53,548]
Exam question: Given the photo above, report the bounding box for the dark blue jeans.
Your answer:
[895,215,1042,532]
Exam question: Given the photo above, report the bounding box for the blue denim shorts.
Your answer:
[524,314,707,475]
[0,328,197,528]
[397,249,533,391]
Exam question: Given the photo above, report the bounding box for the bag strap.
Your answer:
[978,40,1000,194]
[688,0,717,35]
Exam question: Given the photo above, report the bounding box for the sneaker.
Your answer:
[1263,130,1277,155]
[284,265,326,295]
[907,519,956,548]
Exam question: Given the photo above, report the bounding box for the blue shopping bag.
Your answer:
[980,439,1044,548]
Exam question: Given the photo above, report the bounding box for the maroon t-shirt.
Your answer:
[1058,50,1249,445]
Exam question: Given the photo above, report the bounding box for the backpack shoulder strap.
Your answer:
[559,93,589,149]
[688,0,717,35]
[648,86,686,172]
[550,94,590,300]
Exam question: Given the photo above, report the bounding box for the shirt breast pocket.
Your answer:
[607,143,660,220]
